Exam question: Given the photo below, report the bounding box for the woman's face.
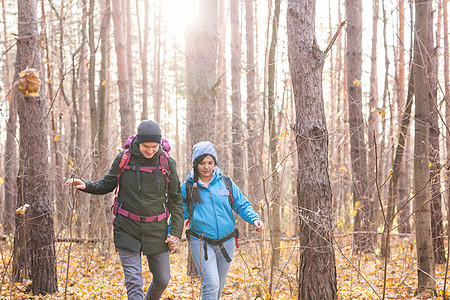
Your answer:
[139,142,159,159]
[197,155,215,180]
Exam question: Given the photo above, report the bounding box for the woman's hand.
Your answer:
[65,178,86,190]
[254,220,264,233]
[165,234,180,253]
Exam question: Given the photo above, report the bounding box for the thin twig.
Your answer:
[324,20,346,56]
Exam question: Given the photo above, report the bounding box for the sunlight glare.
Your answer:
[166,0,195,34]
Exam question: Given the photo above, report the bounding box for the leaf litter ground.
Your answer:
[1,236,449,299]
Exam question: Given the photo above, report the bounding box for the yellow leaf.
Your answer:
[378,108,386,116]
[42,57,48,63]
[53,134,60,142]
[354,201,360,210]
[17,67,41,96]
[346,193,351,197]
[72,210,78,221]
[16,204,30,215]
[280,131,290,140]
[0,177,3,186]
[370,107,376,113]
[429,161,432,167]
[101,81,106,86]
[68,158,73,166]
[353,79,361,86]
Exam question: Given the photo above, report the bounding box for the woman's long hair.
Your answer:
[190,154,217,204]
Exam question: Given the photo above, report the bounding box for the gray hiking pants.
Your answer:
[117,247,171,300]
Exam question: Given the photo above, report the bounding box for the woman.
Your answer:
[65,120,183,300]
[181,141,264,299]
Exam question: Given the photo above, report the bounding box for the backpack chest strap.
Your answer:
[124,165,164,173]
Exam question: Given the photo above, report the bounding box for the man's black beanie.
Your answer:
[136,120,162,144]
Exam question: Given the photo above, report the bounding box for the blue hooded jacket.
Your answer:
[181,167,260,240]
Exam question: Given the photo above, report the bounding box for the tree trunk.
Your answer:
[346,0,370,252]
[444,0,450,262]
[428,1,446,265]
[368,0,379,238]
[331,0,346,230]
[13,0,57,293]
[125,0,135,128]
[231,0,244,188]
[98,0,112,239]
[87,0,104,237]
[413,0,435,291]
[3,91,17,235]
[2,0,17,235]
[86,0,101,237]
[54,0,69,231]
[111,0,133,144]
[77,2,89,237]
[153,0,162,123]
[287,1,338,298]
[139,0,149,121]
[245,0,263,216]
[186,0,218,145]
[268,0,281,268]
[379,0,390,200]
[397,0,411,234]
[215,0,229,173]
[68,0,88,237]
[383,64,413,259]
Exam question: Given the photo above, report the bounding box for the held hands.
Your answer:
[165,234,180,253]
[254,220,264,233]
[65,178,86,190]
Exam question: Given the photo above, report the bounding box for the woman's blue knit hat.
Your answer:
[192,141,217,163]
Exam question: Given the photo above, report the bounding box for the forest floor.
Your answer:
[0,235,448,299]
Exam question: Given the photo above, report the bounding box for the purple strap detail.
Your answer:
[123,166,165,172]
[117,206,169,222]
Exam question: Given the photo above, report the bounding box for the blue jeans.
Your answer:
[117,247,170,300]
[189,236,235,299]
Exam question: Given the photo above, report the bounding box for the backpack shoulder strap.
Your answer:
[184,180,193,204]
[221,175,234,210]
[118,150,131,178]
[114,150,131,195]
[159,154,171,198]
[159,154,170,182]
[184,180,195,218]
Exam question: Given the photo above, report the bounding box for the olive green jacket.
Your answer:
[83,138,183,255]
